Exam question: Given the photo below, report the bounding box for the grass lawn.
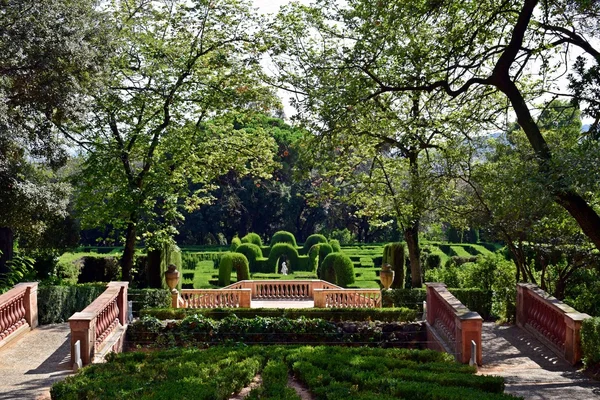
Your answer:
[51,345,519,400]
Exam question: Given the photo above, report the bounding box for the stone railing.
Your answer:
[517,283,590,365]
[313,289,381,308]
[426,283,482,365]
[177,289,251,308]
[0,282,37,350]
[225,280,342,300]
[69,282,128,366]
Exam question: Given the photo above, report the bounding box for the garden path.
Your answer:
[479,322,600,399]
[0,323,72,400]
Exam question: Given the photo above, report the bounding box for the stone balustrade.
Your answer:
[426,283,482,365]
[177,289,252,308]
[69,282,128,366]
[517,283,590,365]
[313,289,381,308]
[0,282,37,350]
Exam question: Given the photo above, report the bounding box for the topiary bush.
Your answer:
[270,231,297,247]
[319,253,355,288]
[329,239,341,253]
[230,236,242,251]
[241,233,263,247]
[582,317,600,367]
[383,243,405,289]
[218,253,250,286]
[235,243,263,272]
[308,244,320,273]
[266,243,299,273]
[302,234,328,255]
[318,243,333,271]
[38,283,106,324]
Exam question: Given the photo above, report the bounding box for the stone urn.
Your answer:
[164,264,180,293]
[380,263,395,290]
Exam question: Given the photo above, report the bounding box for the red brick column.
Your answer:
[69,312,96,366]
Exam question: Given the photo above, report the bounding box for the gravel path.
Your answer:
[0,324,72,400]
[479,322,600,399]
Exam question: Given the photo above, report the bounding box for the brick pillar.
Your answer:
[69,312,96,366]
[516,283,530,328]
[458,315,483,365]
[314,289,324,307]
[23,282,38,329]
[239,289,251,308]
[107,282,128,325]
[564,313,589,365]
[425,283,446,326]
[172,291,180,308]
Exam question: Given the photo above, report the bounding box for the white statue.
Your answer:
[281,261,288,275]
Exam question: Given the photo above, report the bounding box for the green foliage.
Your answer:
[235,243,263,272]
[328,228,355,245]
[582,317,600,366]
[128,289,171,316]
[0,255,36,292]
[38,283,106,324]
[266,243,299,273]
[383,243,405,289]
[302,234,328,254]
[270,231,297,247]
[308,244,320,273]
[319,253,355,287]
[141,307,418,322]
[230,236,242,251]
[318,243,333,270]
[329,239,341,252]
[246,358,301,400]
[218,253,250,286]
[241,233,263,247]
[78,255,120,283]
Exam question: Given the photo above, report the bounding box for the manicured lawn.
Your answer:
[51,346,520,400]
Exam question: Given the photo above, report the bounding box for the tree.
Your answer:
[270,0,600,251]
[0,0,109,272]
[72,0,280,281]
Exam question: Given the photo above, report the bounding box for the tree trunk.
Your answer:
[121,220,136,282]
[0,227,14,275]
[404,221,422,288]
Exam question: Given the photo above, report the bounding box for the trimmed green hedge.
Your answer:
[235,243,263,272]
[301,234,328,255]
[218,253,250,286]
[140,307,418,322]
[129,289,171,316]
[241,232,263,247]
[383,288,493,319]
[329,239,341,252]
[582,317,600,366]
[383,242,405,289]
[270,230,297,247]
[318,243,333,271]
[230,236,242,251]
[319,252,355,287]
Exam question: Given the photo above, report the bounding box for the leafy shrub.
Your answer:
[270,231,297,247]
[129,288,171,316]
[78,255,120,283]
[230,236,242,251]
[38,283,107,324]
[265,243,300,273]
[582,317,600,366]
[383,242,405,289]
[301,234,328,255]
[329,239,341,252]
[318,243,333,270]
[308,244,320,273]
[426,253,442,269]
[329,228,355,244]
[218,252,250,286]
[241,232,263,247]
[0,255,36,292]
[235,243,263,272]
[319,253,355,287]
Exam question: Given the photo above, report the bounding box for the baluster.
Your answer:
[0,307,5,338]
[9,300,16,333]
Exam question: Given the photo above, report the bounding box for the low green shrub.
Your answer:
[582,317,600,366]
[38,284,107,324]
[319,252,355,287]
[140,307,418,322]
[235,243,263,272]
[270,231,297,247]
[241,232,263,247]
[218,252,250,286]
[301,234,328,255]
[129,288,171,316]
[246,358,301,400]
[230,236,242,251]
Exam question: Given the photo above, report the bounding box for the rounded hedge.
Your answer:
[383,242,405,289]
[230,236,242,252]
[302,234,328,254]
[235,243,263,272]
[320,252,355,288]
[241,233,263,247]
[317,243,333,271]
[270,231,297,247]
[329,239,341,252]
[218,252,250,286]
[267,242,299,273]
[308,244,320,273]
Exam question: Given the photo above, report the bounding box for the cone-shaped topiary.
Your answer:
[218,252,250,286]
[302,234,328,254]
[241,232,263,247]
[235,243,263,272]
[319,252,355,288]
[230,236,242,251]
[270,231,297,247]
[382,242,405,289]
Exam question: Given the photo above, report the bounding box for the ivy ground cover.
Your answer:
[51,346,521,400]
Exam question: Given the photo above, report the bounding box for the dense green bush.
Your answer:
[78,255,120,283]
[241,232,263,247]
[129,289,171,316]
[308,244,320,273]
[235,243,263,272]
[329,239,341,252]
[582,317,600,366]
[383,242,405,289]
[246,358,301,400]
[318,243,333,270]
[230,236,242,251]
[426,253,442,269]
[301,234,328,254]
[218,253,250,286]
[263,243,304,273]
[270,230,297,247]
[319,253,355,287]
[141,242,182,289]
[141,307,418,322]
[38,284,107,324]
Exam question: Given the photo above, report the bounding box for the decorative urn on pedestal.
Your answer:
[164,264,180,293]
[380,263,395,290]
